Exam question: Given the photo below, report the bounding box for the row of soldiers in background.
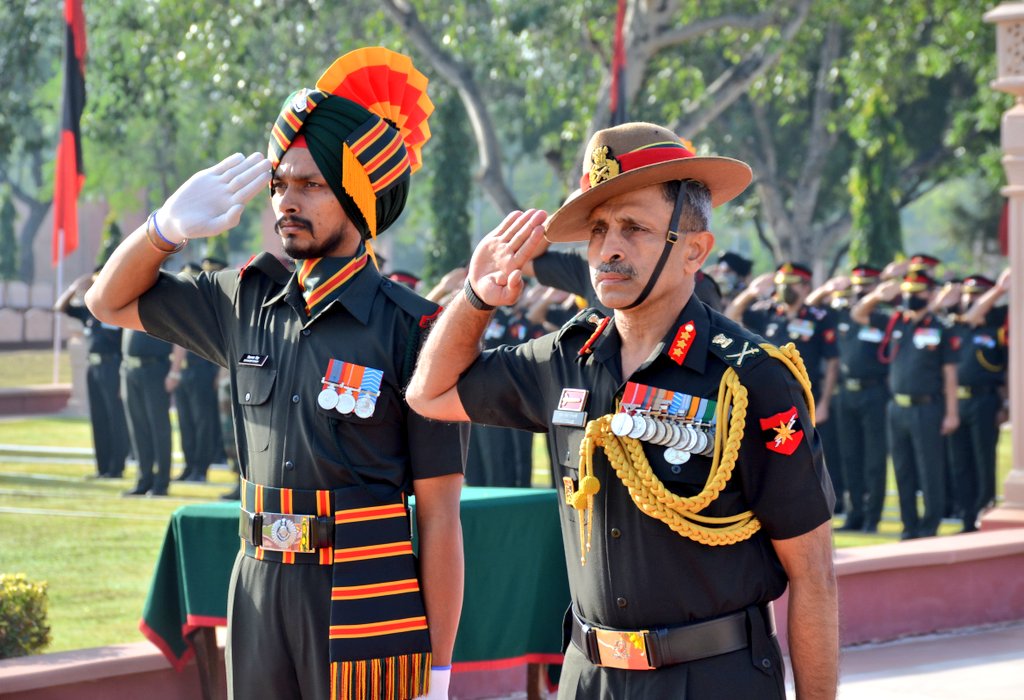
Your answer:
[724,254,1010,539]
[56,258,236,498]
[480,238,1010,539]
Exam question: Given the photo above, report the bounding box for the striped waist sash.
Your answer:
[240,479,431,699]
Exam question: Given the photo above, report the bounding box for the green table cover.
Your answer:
[140,487,570,672]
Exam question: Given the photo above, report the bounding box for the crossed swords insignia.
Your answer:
[725,341,760,366]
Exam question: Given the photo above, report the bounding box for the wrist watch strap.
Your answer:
[463,279,496,312]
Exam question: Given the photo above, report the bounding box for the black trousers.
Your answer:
[122,359,172,491]
[226,554,332,700]
[86,356,129,476]
[947,392,1002,528]
[888,400,946,537]
[175,363,222,477]
[836,384,889,527]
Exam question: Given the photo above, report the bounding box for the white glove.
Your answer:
[415,667,450,699]
[155,152,271,244]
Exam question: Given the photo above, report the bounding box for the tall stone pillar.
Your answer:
[983,4,1024,527]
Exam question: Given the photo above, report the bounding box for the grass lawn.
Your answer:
[0,416,1015,656]
[0,455,238,652]
[0,350,72,387]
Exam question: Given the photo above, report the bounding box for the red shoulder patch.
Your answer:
[419,307,443,328]
[759,406,804,456]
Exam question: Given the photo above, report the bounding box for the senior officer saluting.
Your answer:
[87,48,465,700]
[408,123,838,699]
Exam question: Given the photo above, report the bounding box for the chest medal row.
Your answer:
[316,358,383,419]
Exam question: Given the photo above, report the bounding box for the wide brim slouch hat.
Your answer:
[544,122,752,243]
[268,47,433,245]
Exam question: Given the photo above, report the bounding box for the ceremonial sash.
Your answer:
[241,479,431,699]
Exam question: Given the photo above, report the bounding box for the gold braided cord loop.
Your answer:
[762,342,816,425]
[572,341,816,554]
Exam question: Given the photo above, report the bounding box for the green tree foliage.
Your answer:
[4,0,1010,281]
[424,95,473,284]
[0,187,19,282]
[0,0,62,281]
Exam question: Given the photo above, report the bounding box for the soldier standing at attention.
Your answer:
[55,270,130,479]
[408,122,838,699]
[853,269,960,539]
[120,328,174,496]
[946,273,1009,531]
[807,265,890,532]
[88,48,465,700]
[727,262,842,515]
[168,257,227,483]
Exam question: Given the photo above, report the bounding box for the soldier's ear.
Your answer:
[681,231,714,274]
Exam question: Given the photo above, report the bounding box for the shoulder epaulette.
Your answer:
[238,251,293,286]
[706,311,771,372]
[556,307,606,343]
[378,278,441,327]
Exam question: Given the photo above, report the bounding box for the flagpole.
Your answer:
[53,229,64,384]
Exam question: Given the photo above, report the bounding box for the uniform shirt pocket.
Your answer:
[236,365,276,452]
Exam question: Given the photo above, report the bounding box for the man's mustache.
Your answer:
[595,261,636,277]
[275,216,314,235]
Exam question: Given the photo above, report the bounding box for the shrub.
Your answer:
[0,573,51,658]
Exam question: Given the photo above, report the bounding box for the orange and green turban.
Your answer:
[268,47,433,243]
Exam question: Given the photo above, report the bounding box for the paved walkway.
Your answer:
[822,622,1024,699]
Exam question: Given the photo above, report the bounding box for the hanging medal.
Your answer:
[336,362,358,414]
[355,367,383,418]
[318,359,344,410]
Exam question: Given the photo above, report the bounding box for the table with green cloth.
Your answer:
[140,487,570,677]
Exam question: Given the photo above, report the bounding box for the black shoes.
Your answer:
[123,484,152,496]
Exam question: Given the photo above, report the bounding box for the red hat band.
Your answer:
[580,141,696,192]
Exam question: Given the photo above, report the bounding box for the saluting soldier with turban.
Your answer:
[88,48,466,700]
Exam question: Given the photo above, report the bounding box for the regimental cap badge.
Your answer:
[711,333,734,349]
[291,88,310,113]
[589,145,621,188]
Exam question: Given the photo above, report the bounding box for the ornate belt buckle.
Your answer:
[261,512,315,553]
[593,627,654,670]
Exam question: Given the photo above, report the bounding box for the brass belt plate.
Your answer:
[260,512,316,553]
[894,394,912,407]
[593,627,654,670]
[957,386,972,400]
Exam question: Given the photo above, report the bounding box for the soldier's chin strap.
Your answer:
[622,181,690,310]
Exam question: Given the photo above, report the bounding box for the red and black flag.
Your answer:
[52,0,87,266]
[609,0,628,126]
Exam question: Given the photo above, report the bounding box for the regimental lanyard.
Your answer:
[317,359,382,418]
[610,381,718,466]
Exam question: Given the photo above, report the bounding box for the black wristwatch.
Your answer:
[463,279,496,312]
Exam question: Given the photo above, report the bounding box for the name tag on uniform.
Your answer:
[973,334,996,349]
[912,328,940,349]
[857,326,884,343]
[239,353,270,367]
[552,388,589,427]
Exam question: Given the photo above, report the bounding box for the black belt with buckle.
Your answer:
[844,376,885,392]
[570,604,775,670]
[957,385,1000,400]
[893,393,937,407]
[239,508,334,554]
